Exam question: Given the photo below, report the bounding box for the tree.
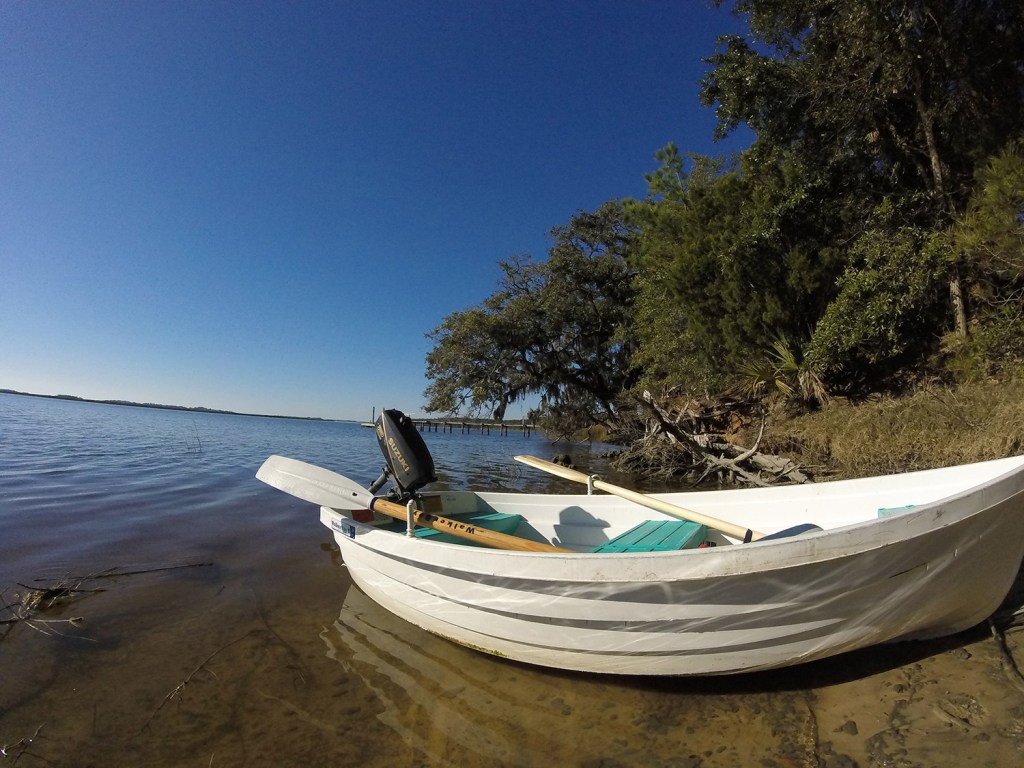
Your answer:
[705,1,1024,205]
[955,138,1024,296]
[622,147,729,397]
[704,0,1024,340]
[946,137,1024,375]
[424,203,638,431]
[625,145,848,393]
[806,223,954,390]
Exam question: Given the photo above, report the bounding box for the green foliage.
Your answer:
[955,137,1024,293]
[424,203,638,431]
[806,226,954,390]
[939,306,1024,383]
[734,335,827,407]
[422,300,534,418]
[939,137,1024,380]
[705,1,1024,215]
[626,146,848,392]
[692,1,1024,393]
[625,158,737,383]
[628,266,722,397]
[624,150,740,396]
[424,4,1024,417]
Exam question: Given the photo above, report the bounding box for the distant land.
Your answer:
[0,388,338,422]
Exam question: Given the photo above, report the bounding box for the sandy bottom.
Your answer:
[3,535,1024,768]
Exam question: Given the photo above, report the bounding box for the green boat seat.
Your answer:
[592,519,707,553]
[878,505,915,517]
[384,510,523,546]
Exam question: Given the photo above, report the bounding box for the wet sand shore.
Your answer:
[3,528,1024,768]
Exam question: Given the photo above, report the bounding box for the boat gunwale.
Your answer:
[321,455,1024,584]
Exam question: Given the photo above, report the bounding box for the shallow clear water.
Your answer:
[2,392,1022,766]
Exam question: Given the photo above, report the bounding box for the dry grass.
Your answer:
[764,374,1024,479]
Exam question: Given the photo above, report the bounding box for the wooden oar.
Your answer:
[257,455,571,553]
[514,454,765,542]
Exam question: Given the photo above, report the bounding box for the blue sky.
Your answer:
[2,1,751,421]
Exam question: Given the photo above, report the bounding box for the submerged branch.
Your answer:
[42,562,214,583]
[143,629,261,732]
[1,562,214,644]
[0,723,46,764]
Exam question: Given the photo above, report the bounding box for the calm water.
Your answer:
[0,393,610,584]
[2,393,1022,766]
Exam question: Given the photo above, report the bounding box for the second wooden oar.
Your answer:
[257,455,571,553]
[514,454,765,542]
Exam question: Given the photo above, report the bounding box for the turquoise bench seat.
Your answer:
[383,510,523,545]
[592,519,707,553]
[878,505,915,517]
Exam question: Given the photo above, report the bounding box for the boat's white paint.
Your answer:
[318,455,1024,675]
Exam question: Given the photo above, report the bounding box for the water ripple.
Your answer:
[0,393,608,581]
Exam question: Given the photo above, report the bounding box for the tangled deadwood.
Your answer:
[1,563,213,643]
[0,723,46,764]
[609,392,812,487]
[0,577,96,641]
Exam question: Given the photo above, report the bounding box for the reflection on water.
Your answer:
[3,393,1024,766]
[324,586,572,766]
[320,586,818,767]
[3,538,1024,767]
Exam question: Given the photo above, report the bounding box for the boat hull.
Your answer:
[322,456,1024,675]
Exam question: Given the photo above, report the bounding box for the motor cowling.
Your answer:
[374,409,437,496]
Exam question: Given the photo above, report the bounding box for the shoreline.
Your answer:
[3,392,1024,765]
[0,388,340,423]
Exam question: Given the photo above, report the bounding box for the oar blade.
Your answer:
[258,455,572,553]
[256,455,370,510]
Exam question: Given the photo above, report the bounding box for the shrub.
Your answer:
[806,227,953,393]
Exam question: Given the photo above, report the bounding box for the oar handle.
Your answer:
[369,497,572,553]
[514,455,764,542]
[588,479,761,542]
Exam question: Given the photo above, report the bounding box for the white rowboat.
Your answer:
[258,452,1024,676]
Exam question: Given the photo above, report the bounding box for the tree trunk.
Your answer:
[911,65,968,337]
[950,271,968,339]
[912,65,947,202]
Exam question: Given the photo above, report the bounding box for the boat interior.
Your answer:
[363,410,1024,553]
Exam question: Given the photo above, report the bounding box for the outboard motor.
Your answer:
[368,409,437,500]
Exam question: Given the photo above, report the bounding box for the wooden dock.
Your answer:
[412,419,536,436]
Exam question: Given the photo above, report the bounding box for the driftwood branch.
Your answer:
[1,562,213,643]
[989,619,1024,695]
[142,587,310,734]
[1,577,93,641]
[0,723,46,764]
[614,392,812,487]
[142,629,260,733]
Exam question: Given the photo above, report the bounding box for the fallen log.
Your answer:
[613,392,812,487]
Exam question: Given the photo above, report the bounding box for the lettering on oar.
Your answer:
[424,514,475,535]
